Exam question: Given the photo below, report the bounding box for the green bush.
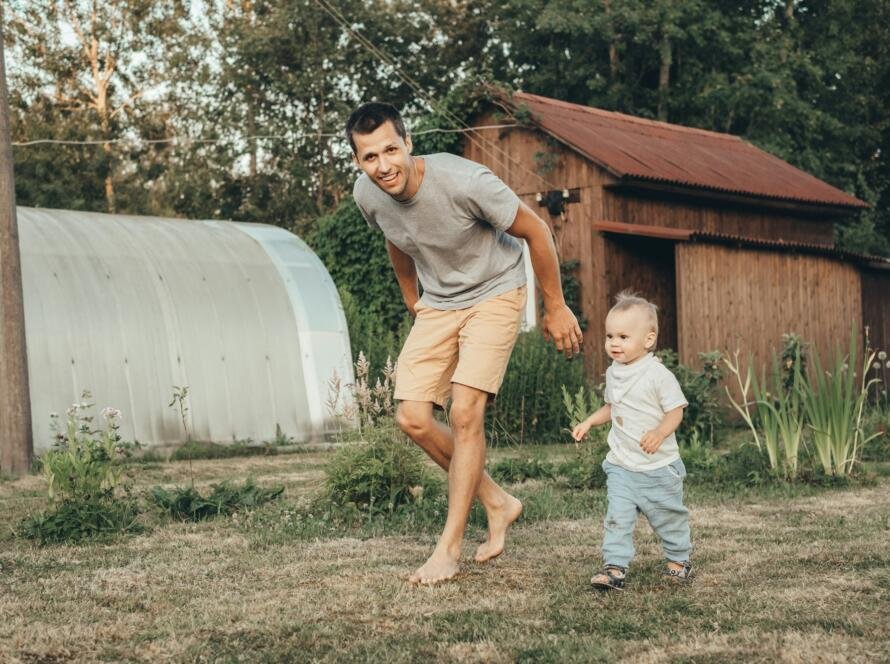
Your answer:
[488,329,588,444]
[19,393,143,544]
[725,329,880,481]
[488,455,556,483]
[150,479,284,521]
[18,493,142,544]
[41,394,129,503]
[656,349,723,445]
[556,439,610,490]
[324,425,441,513]
[861,404,889,461]
[339,288,412,373]
[308,199,407,335]
[169,439,278,462]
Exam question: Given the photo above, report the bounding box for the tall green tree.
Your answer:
[5,0,189,214]
[485,0,889,255]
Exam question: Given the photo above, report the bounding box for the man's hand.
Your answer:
[640,429,666,455]
[542,304,583,358]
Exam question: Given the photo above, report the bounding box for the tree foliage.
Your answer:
[4,0,888,254]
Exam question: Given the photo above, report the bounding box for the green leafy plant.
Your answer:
[556,438,609,490]
[656,349,723,445]
[150,479,284,521]
[169,385,195,485]
[19,393,142,544]
[41,392,127,502]
[324,434,440,514]
[725,349,803,479]
[18,492,142,544]
[561,383,604,431]
[754,353,806,480]
[801,328,881,476]
[488,329,588,444]
[488,456,556,483]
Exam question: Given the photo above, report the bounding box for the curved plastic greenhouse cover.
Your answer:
[17,207,354,452]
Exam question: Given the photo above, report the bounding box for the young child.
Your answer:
[572,291,692,590]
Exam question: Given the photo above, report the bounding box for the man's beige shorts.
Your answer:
[394,286,527,407]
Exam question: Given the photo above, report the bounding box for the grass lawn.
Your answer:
[1,443,888,663]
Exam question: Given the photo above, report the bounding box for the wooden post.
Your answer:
[0,19,33,476]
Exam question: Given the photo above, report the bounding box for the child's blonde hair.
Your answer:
[609,290,659,336]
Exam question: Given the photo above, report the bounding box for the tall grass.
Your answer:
[801,330,881,476]
[725,328,880,480]
[752,353,805,480]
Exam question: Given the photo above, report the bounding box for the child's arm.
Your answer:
[571,404,612,442]
[639,406,685,454]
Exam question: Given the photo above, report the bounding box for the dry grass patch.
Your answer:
[1,451,888,662]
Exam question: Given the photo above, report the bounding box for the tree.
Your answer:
[5,0,189,214]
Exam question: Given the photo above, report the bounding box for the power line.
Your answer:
[11,123,519,147]
[310,0,559,193]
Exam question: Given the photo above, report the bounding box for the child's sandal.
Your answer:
[664,561,693,581]
[591,565,626,590]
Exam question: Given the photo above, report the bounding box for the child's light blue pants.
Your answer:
[601,458,692,568]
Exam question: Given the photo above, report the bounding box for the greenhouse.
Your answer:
[18,207,354,452]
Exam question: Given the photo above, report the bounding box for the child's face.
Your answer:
[604,307,656,364]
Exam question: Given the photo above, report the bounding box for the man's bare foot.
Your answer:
[408,548,460,585]
[474,494,523,563]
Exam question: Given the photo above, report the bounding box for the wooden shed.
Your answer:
[465,92,890,375]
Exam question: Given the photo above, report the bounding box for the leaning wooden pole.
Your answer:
[0,19,33,476]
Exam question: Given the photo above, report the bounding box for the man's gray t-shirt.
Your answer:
[353,153,526,310]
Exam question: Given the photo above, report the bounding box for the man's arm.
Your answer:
[506,201,582,357]
[386,240,421,315]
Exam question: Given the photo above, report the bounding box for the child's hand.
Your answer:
[572,420,592,442]
[639,430,665,454]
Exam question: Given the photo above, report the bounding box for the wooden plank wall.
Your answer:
[463,116,857,379]
[676,243,862,371]
[463,120,618,377]
[604,235,678,352]
[861,270,890,356]
[604,190,837,245]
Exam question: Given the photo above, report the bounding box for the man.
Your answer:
[348,102,581,585]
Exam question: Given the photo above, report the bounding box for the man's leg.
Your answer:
[396,400,522,563]
[407,384,497,584]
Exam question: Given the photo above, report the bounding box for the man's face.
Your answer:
[604,307,656,364]
[351,120,414,199]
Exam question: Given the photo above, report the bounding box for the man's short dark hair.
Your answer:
[346,102,407,154]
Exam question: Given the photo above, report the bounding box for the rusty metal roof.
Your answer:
[512,92,868,211]
[594,220,890,269]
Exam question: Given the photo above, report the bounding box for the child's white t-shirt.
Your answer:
[603,353,688,472]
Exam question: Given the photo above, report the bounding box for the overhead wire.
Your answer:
[310,0,562,194]
[11,123,519,147]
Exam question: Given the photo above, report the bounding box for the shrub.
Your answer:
[340,288,411,374]
[801,330,880,476]
[18,492,142,544]
[488,329,588,444]
[861,404,889,462]
[556,439,609,490]
[169,440,278,462]
[324,429,441,514]
[561,383,605,433]
[19,393,142,544]
[656,349,723,445]
[150,479,284,521]
[308,199,407,335]
[724,328,879,481]
[41,394,129,502]
[488,455,556,483]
